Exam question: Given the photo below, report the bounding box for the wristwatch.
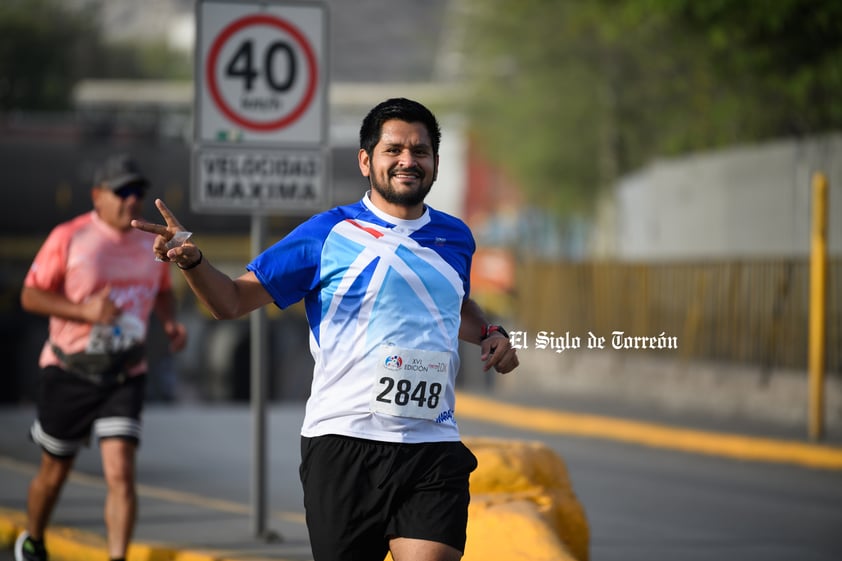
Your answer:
[480,324,509,341]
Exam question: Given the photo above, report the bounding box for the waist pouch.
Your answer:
[50,342,146,385]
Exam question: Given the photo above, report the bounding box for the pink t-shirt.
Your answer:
[24,211,172,374]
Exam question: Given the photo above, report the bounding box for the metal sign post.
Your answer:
[194,0,328,538]
[250,214,269,537]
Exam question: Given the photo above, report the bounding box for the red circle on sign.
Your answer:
[206,14,318,132]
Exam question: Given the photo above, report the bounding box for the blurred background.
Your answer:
[0,0,840,432]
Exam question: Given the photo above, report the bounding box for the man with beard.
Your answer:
[132,98,519,561]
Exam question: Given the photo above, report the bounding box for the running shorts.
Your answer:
[299,434,478,561]
[30,365,146,457]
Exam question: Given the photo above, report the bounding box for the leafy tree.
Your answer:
[0,0,101,111]
[0,0,191,112]
[95,40,193,82]
[460,0,842,217]
[652,0,842,135]
[461,2,608,215]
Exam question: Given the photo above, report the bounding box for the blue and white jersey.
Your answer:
[247,193,474,443]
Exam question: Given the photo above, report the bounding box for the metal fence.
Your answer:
[514,259,842,373]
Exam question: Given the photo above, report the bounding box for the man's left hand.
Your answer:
[480,334,519,374]
[164,321,188,353]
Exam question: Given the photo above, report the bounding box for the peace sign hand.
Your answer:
[131,198,201,268]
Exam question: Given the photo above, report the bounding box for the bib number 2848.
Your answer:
[376,377,442,409]
[369,346,449,420]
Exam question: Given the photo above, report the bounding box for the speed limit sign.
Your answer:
[193,0,329,215]
[196,0,326,146]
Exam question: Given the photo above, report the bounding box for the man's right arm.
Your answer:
[21,285,120,325]
[131,198,274,320]
[178,259,273,320]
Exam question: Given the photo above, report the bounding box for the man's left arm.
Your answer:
[153,289,187,353]
[459,298,519,374]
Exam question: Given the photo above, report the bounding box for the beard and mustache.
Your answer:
[370,164,436,208]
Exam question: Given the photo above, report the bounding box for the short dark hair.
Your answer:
[359,98,441,157]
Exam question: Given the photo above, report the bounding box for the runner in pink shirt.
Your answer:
[15,154,187,561]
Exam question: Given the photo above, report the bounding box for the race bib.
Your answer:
[86,313,144,354]
[370,345,450,420]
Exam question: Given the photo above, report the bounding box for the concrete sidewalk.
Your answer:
[0,455,312,561]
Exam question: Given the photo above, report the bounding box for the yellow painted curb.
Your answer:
[463,437,589,561]
[0,508,113,561]
[0,507,276,561]
[456,392,842,470]
[0,509,25,549]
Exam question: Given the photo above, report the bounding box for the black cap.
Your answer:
[93,154,149,191]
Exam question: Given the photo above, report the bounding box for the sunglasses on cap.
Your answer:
[113,183,146,199]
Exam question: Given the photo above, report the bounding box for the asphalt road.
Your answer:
[459,416,842,561]
[2,400,842,561]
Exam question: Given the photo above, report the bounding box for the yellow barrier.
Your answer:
[463,437,589,561]
[384,438,589,561]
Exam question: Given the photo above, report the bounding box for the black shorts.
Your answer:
[31,365,146,457]
[299,434,478,561]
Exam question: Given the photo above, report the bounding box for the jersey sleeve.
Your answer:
[461,222,475,300]
[428,210,475,301]
[23,225,71,293]
[246,215,332,310]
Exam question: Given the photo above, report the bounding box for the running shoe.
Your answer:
[14,531,48,561]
